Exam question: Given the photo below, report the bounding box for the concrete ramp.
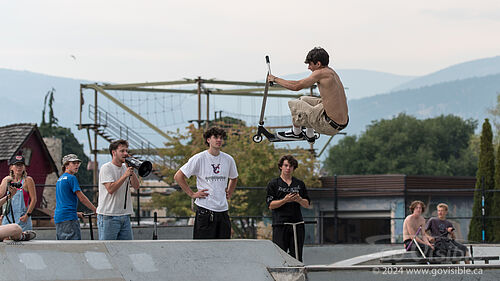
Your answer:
[0,240,304,281]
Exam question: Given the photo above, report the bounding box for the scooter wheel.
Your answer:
[253,135,263,143]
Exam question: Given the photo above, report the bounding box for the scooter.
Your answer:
[252,56,319,143]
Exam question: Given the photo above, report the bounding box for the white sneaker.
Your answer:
[18,230,36,241]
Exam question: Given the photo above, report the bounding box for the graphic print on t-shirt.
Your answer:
[277,186,301,193]
[205,163,226,182]
[211,164,220,174]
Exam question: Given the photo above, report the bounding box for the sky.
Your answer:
[1,0,500,83]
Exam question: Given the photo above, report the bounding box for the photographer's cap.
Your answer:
[9,155,25,165]
[62,154,82,166]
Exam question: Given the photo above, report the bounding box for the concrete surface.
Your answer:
[306,264,500,281]
[0,240,303,281]
[2,239,499,281]
[303,244,402,265]
[304,244,500,281]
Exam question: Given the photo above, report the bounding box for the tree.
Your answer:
[468,119,495,242]
[41,88,59,129]
[39,88,93,201]
[324,113,478,176]
[150,124,320,237]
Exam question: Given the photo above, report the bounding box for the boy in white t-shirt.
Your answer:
[97,140,140,240]
[174,127,238,239]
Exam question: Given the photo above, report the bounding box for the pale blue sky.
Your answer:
[1,0,499,83]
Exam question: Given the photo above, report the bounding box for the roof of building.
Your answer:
[309,174,476,198]
[0,123,57,173]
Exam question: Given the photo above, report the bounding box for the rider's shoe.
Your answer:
[277,130,304,141]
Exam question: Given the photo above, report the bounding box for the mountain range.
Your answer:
[0,55,499,160]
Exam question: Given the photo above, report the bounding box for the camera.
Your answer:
[9,182,22,188]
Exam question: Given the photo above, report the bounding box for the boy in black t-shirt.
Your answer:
[425,203,469,261]
[266,155,310,261]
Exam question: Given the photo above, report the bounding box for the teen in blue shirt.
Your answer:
[55,154,96,240]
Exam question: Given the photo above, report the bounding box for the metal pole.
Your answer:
[284,221,304,260]
[137,187,141,226]
[79,87,83,130]
[206,91,209,128]
[334,174,338,244]
[93,89,98,204]
[293,224,299,259]
[403,175,407,218]
[87,214,94,240]
[153,212,158,240]
[481,177,485,243]
[197,77,201,128]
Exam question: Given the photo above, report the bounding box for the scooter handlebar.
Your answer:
[265,55,273,86]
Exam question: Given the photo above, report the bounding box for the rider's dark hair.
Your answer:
[304,47,329,66]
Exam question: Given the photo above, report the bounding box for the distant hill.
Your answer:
[347,74,500,136]
[1,58,499,160]
[283,69,415,100]
[0,68,90,126]
[392,56,500,91]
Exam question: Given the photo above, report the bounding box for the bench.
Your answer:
[380,253,499,265]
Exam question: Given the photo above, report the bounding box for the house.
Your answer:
[305,175,475,244]
[0,123,58,223]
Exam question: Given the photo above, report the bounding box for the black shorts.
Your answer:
[193,206,231,239]
[404,239,434,257]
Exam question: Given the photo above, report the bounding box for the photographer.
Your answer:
[0,186,35,241]
[96,140,139,240]
[0,155,37,231]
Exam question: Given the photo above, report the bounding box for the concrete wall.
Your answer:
[34,225,193,240]
[0,240,303,281]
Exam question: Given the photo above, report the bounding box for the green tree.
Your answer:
[150,124,320,237]
[468,119,495,242]
[324,114,477,176]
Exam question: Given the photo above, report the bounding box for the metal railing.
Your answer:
[28,184,500,245]
[88,104,164,164]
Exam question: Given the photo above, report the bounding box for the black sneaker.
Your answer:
[277,130,304,141]
[18,230,36,241]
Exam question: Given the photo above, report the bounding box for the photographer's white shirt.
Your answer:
[97,162,134,216]
[180,150,238,212]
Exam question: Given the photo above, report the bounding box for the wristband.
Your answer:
[27,213,32,217]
